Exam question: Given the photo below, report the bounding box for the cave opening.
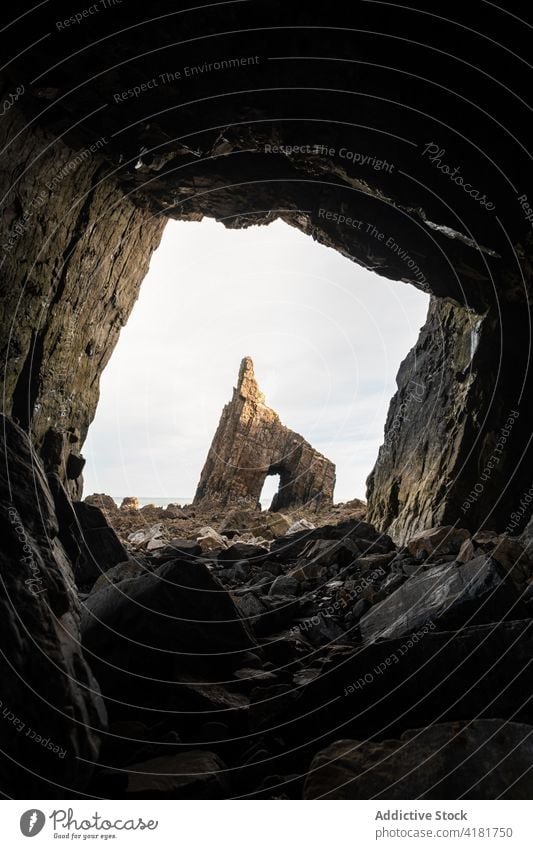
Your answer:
[3,1,533,802]
[82,217,429,510]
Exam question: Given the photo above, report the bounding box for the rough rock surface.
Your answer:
[110,751,230,800]
[0,99,164,498]
[0,416,106,796]
[194,358,336,512]
[359,556,522,643]
[304,720,533,799]
[81,558,258,712]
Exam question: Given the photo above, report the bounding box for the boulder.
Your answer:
[456,537,478,563]
[140,504,167,520]
[128,523,163,548]
[271,519,393,562]
[84,493,119,514]
[406,525,470,560]
[71,501,129,584]
[268,575,300,597]
[304,720,533,799]
[286,518,316,535]
[50,472,127,587]
[152,539,202,561]
[490,535,533,590]
[360,556,522,643]
[218,542,269,565]
[81,558,257,707]
[221,509,290,540]
[90,560,148,593]
[284,619,533,749]
[235,593,269,628]
[235,592,300,638]
[117,751,229,799]
[197,526,228,551]
[219,508,261,537]
[0,415,106,796]
[120,497,140,511]
[164,503,185,518]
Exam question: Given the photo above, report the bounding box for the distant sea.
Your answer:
[111,496,193,507]
[110,496,273,509]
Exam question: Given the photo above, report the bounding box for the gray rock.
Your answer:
[235,592,268,624]
[288,620,533,747]
[218,542,269,564]
[48,474,128,586]
[81,559,257,704]
[268,574,300,597]
[90,559,148,593]
[360,556,523,642]
[118,751,229,798]
[304,720,533,799]
[152,538,202,561]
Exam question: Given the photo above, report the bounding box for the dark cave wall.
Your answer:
[367,295,533,542]
[0,99,165,493]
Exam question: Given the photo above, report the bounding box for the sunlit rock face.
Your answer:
[194,357,336,511]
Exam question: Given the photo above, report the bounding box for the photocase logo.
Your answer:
[20,810,46,837]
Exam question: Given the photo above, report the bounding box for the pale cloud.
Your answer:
[83,218,429,502]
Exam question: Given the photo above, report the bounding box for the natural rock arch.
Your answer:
[193,357,336,512]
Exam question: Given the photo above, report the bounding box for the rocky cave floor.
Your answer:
[74,494,533,799]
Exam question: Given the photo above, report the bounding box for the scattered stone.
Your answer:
[218,542,269,564]
[84,493,119,514]
[146,537,167,551]
[81,559,257,704]
[120,497,140,511]
[119,751,229,798]
[304,720,533,799]
[127,523,163,549]
[286,518,316,535]
[490,535,533,590]
[406,525,471,560]
[90,560,148,593]
[268,575,300,597]
[197,526,228,551]
[359,556,522,643]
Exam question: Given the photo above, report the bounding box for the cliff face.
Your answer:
[367,296,533,542]
[0,101,165,497]
[194,358,336,511]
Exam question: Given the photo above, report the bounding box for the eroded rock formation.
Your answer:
[194,358,335,511]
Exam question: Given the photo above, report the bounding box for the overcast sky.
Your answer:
[83,218,429,504]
